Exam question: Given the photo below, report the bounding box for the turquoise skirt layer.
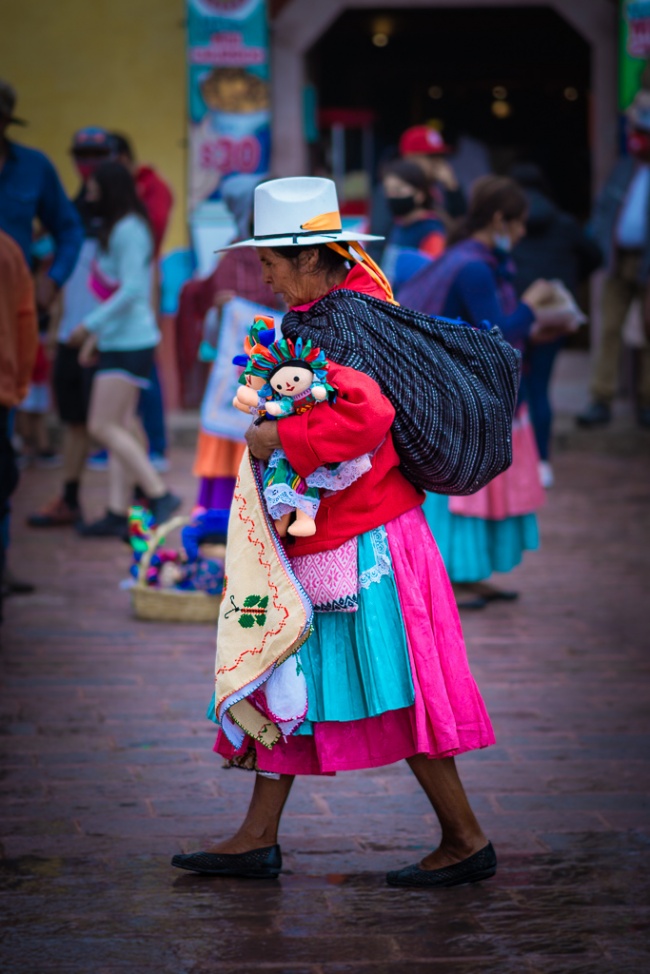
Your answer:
[423,492,539,584]
[296,527,415,734]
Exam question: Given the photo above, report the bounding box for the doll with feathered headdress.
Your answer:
[233,320,371,538]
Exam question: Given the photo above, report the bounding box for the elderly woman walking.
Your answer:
[171,177,499,888]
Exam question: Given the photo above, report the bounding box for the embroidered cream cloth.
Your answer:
[211,450,313,749]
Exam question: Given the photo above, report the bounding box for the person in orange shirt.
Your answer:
[0,229,38,619]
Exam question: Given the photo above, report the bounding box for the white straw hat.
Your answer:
[223,176,383,249]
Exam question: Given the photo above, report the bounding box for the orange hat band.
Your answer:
[326,241,399,306]
[301,211,343,233]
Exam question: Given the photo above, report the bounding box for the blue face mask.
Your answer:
[493,233,512,255]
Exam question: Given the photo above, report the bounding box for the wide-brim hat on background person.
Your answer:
[626,89,650,133]
[0,80,26,126]
[399,125,450,157]
[224,176,384,249]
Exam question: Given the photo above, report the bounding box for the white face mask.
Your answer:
[493,233,512,253]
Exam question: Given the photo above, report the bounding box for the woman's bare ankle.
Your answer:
[419,832,489,871]
[206,827,278,855]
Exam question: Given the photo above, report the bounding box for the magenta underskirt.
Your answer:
[214,505,495,775]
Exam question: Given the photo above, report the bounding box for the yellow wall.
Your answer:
[1,0,188,252]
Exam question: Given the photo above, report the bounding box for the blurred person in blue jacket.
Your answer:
[0,80,82,594]
[0,80,82,314]
[510,162,602,486]
[577,89,650,430]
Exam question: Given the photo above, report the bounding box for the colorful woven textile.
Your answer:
[448,405,545,519]
[291,537,359,613]
[282,289,521,496]
[209,450,313,749]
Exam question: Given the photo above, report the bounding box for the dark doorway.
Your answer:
[307,5,591,218]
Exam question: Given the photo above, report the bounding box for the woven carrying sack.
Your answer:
[281,289,522,496]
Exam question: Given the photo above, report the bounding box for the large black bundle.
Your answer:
[282,289,521,495]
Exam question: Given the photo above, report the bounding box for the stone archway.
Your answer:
[270,0,618,193]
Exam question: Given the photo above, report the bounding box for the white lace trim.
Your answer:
[267,448,286,470]
[358,525,392,590]
[265,482,320,520]
[306,453,372,493]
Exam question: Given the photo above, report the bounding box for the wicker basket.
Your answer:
[130,515,222,623]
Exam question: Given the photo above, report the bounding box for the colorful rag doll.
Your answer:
[244,335,374,539]
[232,316,276,419]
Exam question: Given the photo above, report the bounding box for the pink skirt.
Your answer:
[214,505,495,775]
[449,405,545,520]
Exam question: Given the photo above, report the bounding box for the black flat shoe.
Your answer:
[76,511,129,540]
[483,589,519,602]
[386,841,496,889]
[171,844,282,878]
[576,401,611,428]
[456,595,487,610]
[149,492,181,525]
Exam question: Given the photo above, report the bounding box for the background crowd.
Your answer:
[2,71,650,621]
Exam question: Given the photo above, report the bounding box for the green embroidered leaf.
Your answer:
[255,614,266,627]
[243,595,261,608]
[258,596,269,609]
[238,614,255,629]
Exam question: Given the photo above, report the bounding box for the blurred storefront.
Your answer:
[1,0,622,245]
[272,0,619,222]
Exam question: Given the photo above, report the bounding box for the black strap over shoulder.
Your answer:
[282,289,521,495]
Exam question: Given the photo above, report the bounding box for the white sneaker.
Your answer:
[538,461,554,489]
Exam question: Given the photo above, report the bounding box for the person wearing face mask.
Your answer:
[66,160,180,537]
[398,125,467,219]
[577,90,650,430]
[397,176,574,608]
[28,127,116,529]
[381,159,447,288]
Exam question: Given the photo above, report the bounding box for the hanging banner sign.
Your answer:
[626,1,650,59]
[187,0,270,215]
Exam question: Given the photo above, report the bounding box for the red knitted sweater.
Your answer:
[277,359,423,556]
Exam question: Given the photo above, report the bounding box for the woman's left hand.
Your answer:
[68,324,90,348]
[245,420,282,460]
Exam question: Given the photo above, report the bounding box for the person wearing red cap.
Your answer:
[399,124,466,219]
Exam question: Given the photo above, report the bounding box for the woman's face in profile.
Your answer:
[258,247,310,307]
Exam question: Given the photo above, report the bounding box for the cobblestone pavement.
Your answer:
[1,439,649,973]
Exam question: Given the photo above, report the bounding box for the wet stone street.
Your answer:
[1,440,649,973]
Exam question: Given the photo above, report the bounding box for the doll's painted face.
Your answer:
[270,364,313,397]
